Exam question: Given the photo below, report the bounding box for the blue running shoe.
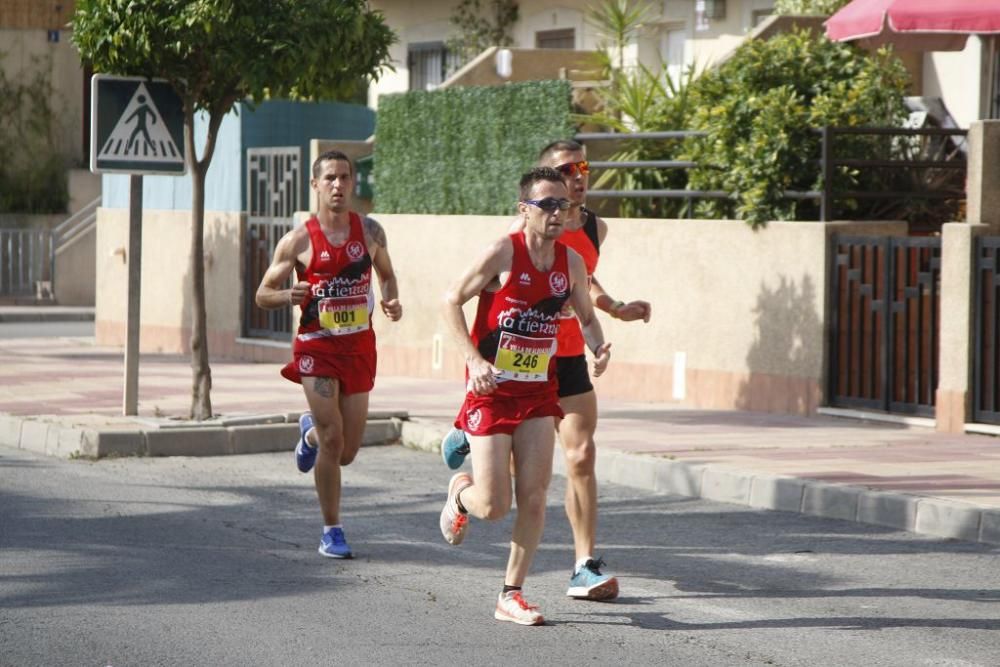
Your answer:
[295,412,317,473]
[318,527,352,559]
[440,427,470,470]
[566,557,619,600]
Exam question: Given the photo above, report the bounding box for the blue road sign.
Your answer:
[90,75,186,175]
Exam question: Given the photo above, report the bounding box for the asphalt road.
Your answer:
[1,443,998,666]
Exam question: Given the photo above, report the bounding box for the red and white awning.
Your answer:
[825,0,1000,51]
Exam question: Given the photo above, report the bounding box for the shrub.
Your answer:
[684,30,909,227]
[0,53,70,214]
[374,80,575,215]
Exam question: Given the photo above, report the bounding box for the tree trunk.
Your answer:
[189,159,213,420]
[183,107,214,421]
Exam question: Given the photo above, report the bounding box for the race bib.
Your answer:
[318,295,369,335]
[494,331,555,382]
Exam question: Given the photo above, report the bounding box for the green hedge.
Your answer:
[373,80,575,215]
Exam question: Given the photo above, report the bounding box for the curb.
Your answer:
[0,410,407,459]
[4,412,997,547]
[0,309,95,323]
[399,418,1000,548]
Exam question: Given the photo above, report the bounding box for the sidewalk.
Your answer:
[0,331,997,547]
[0,305,95,322]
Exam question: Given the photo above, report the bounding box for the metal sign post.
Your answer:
[90,74,186,416]
[124,175,143,415]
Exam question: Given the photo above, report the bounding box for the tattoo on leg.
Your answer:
[313,377,335,398]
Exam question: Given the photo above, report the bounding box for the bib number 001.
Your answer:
[318,295,369,335]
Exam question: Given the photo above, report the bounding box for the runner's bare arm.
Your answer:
[443,238,512,394]
[364,217,402,321]
[255,229,310,310]
[567,251,611,377]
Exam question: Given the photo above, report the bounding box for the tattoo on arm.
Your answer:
[313,377,336,398]
[364,216,387,249]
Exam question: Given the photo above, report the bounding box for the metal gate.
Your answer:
[973,236,1000,424]
[243,147,301,340]
[0,228,53,299]
[828,235,940,416]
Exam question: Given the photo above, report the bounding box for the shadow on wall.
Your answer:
[736,275,823,415]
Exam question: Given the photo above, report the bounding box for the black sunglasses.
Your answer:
[522,197,571,212]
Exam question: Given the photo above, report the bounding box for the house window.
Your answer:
[536,28,575,49]
[408,42,461,91]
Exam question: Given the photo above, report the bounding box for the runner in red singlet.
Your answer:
[441,140,651,600]
[256,150,402,560]
[439,167,611,626]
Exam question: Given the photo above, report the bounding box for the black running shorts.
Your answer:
[556,354,594,398]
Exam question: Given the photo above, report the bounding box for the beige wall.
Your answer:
[93,208,288,362]
[53,224,94,305]
[441,47,601,89]
[368,214,839,414]
[92,205,921,415]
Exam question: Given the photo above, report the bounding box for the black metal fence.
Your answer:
[828,235,941,416]
[578,126,967,226]
[973,236,1000,424]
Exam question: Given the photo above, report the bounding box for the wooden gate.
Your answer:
[828,235,940,416]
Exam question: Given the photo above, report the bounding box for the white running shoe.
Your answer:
[439,472,472,545]
[494,590,544,626]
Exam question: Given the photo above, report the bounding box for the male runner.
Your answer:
[441,140,651,600]
[439,167,611,625]
[256,150,402,559]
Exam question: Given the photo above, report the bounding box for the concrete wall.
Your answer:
[94,206,882,414]
[93,208,287,363]
[441,47,601,89]
[923,37,989,129]
[371,215,834,413]
[53,224,94,305]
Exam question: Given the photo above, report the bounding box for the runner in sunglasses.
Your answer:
[439,167,611,625]
[441,139,652,601]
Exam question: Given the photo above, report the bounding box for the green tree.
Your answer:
[72,0,395,420]
[684,30,909,226]
[0,52,69,214]
[579,0,695,217]
[773,0,852,15]
[585,0,656,73]
[446,0,519,65]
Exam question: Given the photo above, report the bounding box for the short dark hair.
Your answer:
[312,149,354,178]
[519,166,565,201]
[537,139,584,164]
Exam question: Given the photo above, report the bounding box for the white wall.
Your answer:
[922,36,988,128]
[367,0,770,106]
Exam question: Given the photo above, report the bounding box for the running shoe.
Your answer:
[295,412,317,473]
[439,472,472,545]
[440,427,470,470]
[318,527,352,559]
[494,590,544,626]
[566,557,619,600]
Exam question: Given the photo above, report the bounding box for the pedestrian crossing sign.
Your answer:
[90,74,186,175]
